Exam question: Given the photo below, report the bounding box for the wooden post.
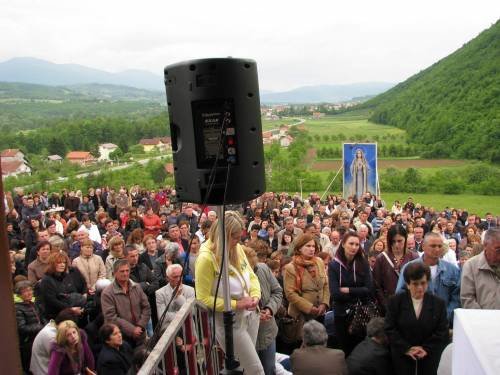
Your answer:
[0,165,23,373]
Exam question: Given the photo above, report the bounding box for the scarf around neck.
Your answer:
[292,255,318,292]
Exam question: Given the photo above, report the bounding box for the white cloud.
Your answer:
[0,0,498,90]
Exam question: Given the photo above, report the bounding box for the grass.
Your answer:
[299,186,499,216]
[380,193,499,217]
[303,117,405,138]
[262,112,407,145]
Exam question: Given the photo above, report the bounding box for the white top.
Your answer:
[430,264,438,281]
[155,283,195,327]
[441,249,459,267]
[79,224,102,244]
[411,297,423,319]
[30,322,57,375]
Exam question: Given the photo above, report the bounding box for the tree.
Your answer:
[149,161,167,184]
[109,147,124,161]
[47,137,67,156]
[117,137,129,153]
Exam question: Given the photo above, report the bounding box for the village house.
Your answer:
[47,155,63,163]
[1,149,26,162]
[98,143,118,161]
[139,137,172,152]
[66,151,96,166]
[279,124,289,136]
[1,149,31,177]
[1,160,32,177]
[262,131,273,145]
[280,135,294,148]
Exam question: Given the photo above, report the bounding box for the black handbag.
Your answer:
[277,314,304,344]
[347,299,380,336]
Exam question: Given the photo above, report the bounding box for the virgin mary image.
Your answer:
[350,148,369,198]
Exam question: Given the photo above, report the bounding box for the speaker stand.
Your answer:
[215,206,244,374]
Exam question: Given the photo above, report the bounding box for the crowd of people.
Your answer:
[4,186,499,375]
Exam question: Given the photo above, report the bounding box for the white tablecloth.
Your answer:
[453,309,500,375]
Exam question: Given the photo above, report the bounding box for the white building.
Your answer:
[98,143,118,161]
[1,149,31,177]
[1,160,32,177]
[279,135,294,148]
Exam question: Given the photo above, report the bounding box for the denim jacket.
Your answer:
[395,256,461,323]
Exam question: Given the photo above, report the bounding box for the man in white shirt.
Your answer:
[155,264,195,328]
[79,215,102,244]
[324,230,341,257]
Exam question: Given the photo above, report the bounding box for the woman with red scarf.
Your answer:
[283,234,330,344]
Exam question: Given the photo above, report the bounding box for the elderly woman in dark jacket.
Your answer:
[154,241,180,287]
[97,323,133,375]
[15,280,46,373]
[385,262,448,375]
[244,245,283,375]
[39,252,87,320]
[373,225,418,314]
[328,232,373,356]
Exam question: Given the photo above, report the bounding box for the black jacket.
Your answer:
[23,228,38,264]
[384,291,449,375]
[139,250,164,271]
[15,300,45,343]
[39,268,87,319]
[129,263,159,297]
[328,258,373,316]
[125,218,144,236]
[347,337,393,375]
[64,196,81,212]
[97,342,133,375]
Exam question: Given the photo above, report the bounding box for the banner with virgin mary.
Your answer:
[342,143,378,199]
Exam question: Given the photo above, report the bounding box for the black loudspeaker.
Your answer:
[164,58,266,205]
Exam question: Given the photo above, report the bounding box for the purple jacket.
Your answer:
[47,330,95,375]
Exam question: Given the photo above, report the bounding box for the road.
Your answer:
[18,155,169,189]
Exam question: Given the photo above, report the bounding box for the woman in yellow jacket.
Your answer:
[195,211,264,374]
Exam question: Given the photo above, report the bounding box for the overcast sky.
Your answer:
[1,0,498,91]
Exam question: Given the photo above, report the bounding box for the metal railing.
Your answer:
[138,298,222,375]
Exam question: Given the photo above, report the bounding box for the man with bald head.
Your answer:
[396,232,461,323]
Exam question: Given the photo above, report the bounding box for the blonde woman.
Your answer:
[105,237,125,279]
[47,320,95,375]
[72,238,106,293]
[195,211,264,374]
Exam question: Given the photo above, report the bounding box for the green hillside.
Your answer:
[0,82,165,132]
[362,20,500,162]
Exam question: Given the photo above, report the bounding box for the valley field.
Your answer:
[262,111,499,215]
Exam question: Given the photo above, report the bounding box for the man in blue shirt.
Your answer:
[396,232,460,324]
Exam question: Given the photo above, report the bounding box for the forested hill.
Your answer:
[0,82,165,132]
[362,20,500,162]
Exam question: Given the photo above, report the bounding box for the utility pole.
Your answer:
[298,178,304,200]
